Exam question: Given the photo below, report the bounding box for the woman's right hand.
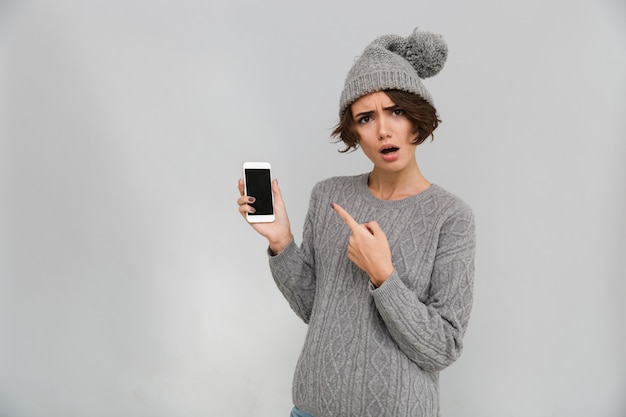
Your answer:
[237,178,293,255]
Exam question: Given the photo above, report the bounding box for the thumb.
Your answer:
[364,220,383,236]
[271,179,284,205]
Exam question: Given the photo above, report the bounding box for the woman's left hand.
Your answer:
[332,203,394,287]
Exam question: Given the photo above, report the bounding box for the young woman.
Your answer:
[237,28,475,417]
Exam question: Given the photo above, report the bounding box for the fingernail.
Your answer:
[248,197,256,203]
[249,207,256,213]
[330,203,335,210]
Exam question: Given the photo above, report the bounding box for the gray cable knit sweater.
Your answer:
[269,174,475,417]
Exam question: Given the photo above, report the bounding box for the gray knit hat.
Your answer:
[339,28,447,117]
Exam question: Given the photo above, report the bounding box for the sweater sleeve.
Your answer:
[371,203,476,372]
[268,240,316,323]
[268,185,319,324]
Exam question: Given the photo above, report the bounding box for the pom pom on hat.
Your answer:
[338,27,448,117]
[403,30,448,79]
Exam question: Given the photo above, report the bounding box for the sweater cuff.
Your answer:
[369,269,403,298]
[267,238,296,258]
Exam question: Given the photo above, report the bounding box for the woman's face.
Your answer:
[350,91,418,173]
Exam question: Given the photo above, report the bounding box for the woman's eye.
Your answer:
[358,116,371,124]
[392,109,404,116]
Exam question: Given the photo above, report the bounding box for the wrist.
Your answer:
[369,266,394,288]
[269,233,293,255]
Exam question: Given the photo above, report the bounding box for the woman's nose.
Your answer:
[378,116,390,139]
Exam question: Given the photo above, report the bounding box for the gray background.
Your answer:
[1,0,625,416]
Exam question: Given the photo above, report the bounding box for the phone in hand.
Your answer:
[242,162,275,223]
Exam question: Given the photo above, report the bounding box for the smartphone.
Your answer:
[242,162,275,223]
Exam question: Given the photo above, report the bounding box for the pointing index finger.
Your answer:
[332,203,359,231]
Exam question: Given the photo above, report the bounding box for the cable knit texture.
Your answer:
[269,174,475,417]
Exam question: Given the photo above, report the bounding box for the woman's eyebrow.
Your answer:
[353,110,374,119]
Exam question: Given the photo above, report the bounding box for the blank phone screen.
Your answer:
[245,169,273,215]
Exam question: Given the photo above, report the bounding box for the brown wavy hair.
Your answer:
[332,89,441,153]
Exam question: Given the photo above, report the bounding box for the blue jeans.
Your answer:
[290,406,315,417]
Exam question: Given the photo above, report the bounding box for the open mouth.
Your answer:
[380,146,399,154]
